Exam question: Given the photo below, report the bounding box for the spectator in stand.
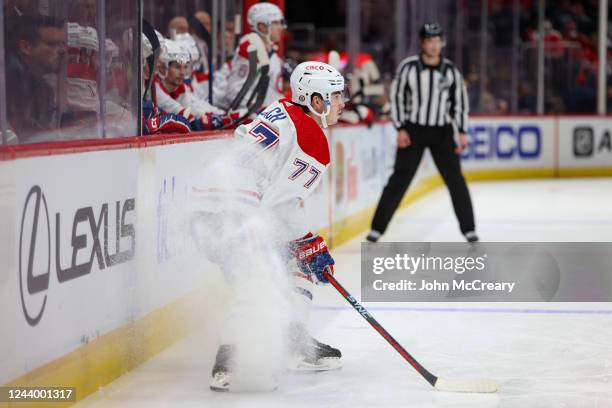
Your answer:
[563,20,597,64]
[551,0,576,34]
[312,50,380,125]
[194,11,212,33]
[518,82,536,113]
[565,68,597,112]
[571,2,596,36]
[464,70,481,113]
[490,0,513,46]
[479,91,498,113]
[5,14,66,143]
[528,20,564,58]
[497,99,510,114]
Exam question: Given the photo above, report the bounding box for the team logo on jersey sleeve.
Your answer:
[248,121,279,150]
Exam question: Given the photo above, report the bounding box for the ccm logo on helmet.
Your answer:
[306,65,325,71]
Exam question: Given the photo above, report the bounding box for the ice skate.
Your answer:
[209,345,234,392]
[209,344,279,392]
[288,323,342,372]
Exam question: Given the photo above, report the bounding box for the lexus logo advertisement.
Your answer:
[18,185,136,326]
[19,186,51,326]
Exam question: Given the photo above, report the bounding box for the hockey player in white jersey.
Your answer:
[213,2,285,111]
[152,39,241,130]
[190,61,345,392]
[172,32,213,103]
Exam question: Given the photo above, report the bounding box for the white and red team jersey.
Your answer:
[190,98,329,240]
[263,48,284,107]
[213,32,285,110]
[66,23,99,113]
[152,77,224,119]
[213,50,283,109]
[190,71,211,103]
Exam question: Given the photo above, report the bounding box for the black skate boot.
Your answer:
[288,323,342,372]
[210,344,234,392]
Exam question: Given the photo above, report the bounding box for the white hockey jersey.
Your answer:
[152,77,224,119]
[190,71,211,103]
[213,32,285,110]
[263,49,285,107]
[190,98,330,240]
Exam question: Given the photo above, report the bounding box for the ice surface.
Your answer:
[76,179,612,407]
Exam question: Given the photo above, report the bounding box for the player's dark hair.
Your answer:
[299,92,323,113]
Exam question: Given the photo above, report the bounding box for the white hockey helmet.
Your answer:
[67,22,99,52]
[172,32,202,73]
[105,39,120,69]
[247,2,286,39]
[142,30,166,61]
[158,39,191,79]
[159,39,191,65]
[290,61,345,128]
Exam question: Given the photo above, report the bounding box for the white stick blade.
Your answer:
[434,378,499,393]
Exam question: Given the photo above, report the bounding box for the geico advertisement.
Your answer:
[460,119,555,168]
[558,118,612,167]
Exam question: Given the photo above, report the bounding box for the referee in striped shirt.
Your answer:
[367,22,478,243]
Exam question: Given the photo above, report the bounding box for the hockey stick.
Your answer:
[227,51,260,112]
[142,19,160,102]
[188,16,214,105]
[220,65,270,129]
[323,270,499,393]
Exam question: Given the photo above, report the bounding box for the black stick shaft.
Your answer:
[324,270,438,387]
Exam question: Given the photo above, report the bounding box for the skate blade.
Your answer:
[287,357,343,373]
[210,372,231,392]
[210,376,279,393]
[210,384,279,393]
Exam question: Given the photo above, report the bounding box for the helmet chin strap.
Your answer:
[255,24,272,46]
[307,101,331,129]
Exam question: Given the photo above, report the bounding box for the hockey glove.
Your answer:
[191,111,243,131]
[144,113,191,135]
[291,233,335,284]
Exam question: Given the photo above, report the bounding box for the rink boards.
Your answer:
[0,115,610,404]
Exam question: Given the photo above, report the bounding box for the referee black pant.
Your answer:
[371,123,475,235]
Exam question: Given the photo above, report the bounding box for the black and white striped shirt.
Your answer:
[390,55,469,133]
